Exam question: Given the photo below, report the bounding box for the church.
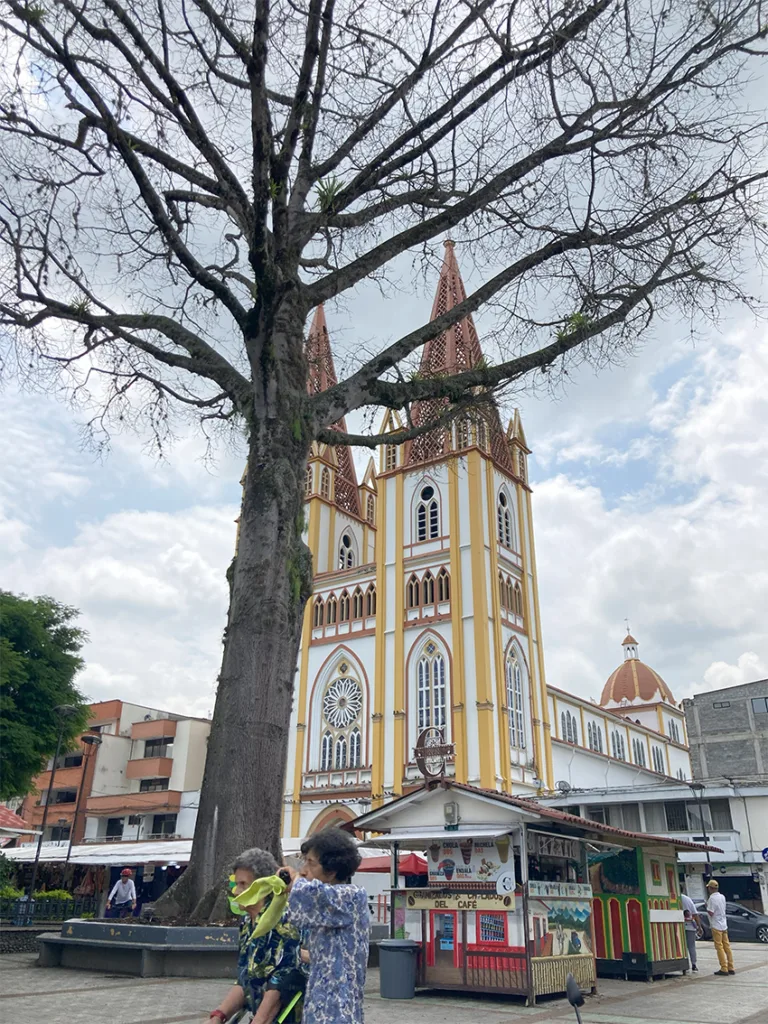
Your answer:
[283,242,691,839]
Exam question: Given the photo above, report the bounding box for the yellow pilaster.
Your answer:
[578,705,586,749]
[327,504,337,573]
[485,459,511,791]
[467,448,495,789]
[448,458,468,783]
[516,485,550,789]
[393,472,406,795]
[524,489,554,790]
[290,496,321,835]
[371,479,388,807]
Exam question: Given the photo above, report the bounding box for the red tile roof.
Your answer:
[0,805,33,832]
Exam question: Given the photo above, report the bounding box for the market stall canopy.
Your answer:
[351,781,722,854]
[0,806,39,846]
[356,852,428,874]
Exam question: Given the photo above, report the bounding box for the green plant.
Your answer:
[0,884,24,899]
[80,910,95,919]
[33,888,74,900]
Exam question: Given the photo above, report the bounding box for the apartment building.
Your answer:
[683,678,768,778]
[20,700,210,846]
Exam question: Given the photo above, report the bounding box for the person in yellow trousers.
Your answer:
[706,879,735,976]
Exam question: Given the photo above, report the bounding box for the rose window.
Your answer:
[323,677,362,728]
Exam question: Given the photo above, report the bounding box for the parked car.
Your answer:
[694,900,768,943]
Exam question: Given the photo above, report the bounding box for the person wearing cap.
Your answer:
[107,868,137,918]
[706,879,735,975]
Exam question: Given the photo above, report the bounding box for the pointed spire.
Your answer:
[305,307,360,517]
[405,242,513,473]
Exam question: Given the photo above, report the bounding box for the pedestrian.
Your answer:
[284,827,369,1024]
[106,868,137,918]
[206,847,304,1024]
[681,890,703,972]
[706,879,735,976]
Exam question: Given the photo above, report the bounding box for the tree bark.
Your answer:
[155,316,313,921]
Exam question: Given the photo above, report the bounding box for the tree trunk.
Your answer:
[155,315,313,920]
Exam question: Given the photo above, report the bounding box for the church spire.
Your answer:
[305,305,361,517]
[405,242,513,472]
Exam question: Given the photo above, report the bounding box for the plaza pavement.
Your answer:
[1,941,767,1024]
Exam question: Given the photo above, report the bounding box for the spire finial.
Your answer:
[444,238,455,248]
[625,617,630,634]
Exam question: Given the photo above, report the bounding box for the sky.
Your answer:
[2,254,768,720]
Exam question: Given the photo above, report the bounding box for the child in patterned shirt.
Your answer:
[284,828,369,1024]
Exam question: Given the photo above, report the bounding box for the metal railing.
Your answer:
[0,896,98,924]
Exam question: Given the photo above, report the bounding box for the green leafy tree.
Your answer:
[0,592,90,800]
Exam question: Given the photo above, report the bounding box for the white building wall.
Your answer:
[89,735,132,797]
[176,790,201,838]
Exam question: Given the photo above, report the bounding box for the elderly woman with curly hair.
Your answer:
[206,847,305,1024]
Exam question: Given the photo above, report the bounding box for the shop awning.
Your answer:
[356,852,428,874]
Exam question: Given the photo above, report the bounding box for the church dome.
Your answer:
[599,634,675,707]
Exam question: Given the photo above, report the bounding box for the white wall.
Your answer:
[89,735,132,797]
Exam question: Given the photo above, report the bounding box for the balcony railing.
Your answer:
[84,832,181,843]
[125,756,173,780]
[674,829,742,860]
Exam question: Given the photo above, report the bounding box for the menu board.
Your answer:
[427,836,512,885]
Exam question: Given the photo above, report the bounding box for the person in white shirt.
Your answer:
[706,879,734,975]
[107,868,137,918]
[681,891,703,972]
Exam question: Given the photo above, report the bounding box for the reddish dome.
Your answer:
[600,634,675,707]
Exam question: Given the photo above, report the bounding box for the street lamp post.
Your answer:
[65,734,102,866]
[688,781,711,881]
[26,705,78,915]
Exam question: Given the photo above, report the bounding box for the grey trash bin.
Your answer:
[379,939,420,999]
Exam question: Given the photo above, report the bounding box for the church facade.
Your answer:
[282,243,691,839]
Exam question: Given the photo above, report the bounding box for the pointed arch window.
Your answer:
[338,531,356,569]
[652,746,665,774]
[422,571,435,607]
[385,444,397,471]
[305,465,313,497]
[437,567,450,603]
[587,722,603,753]
[326,595,337,625]
[518,451,526,482]
[320,467,331,499]
[632,737,647,767]
[561,709,579,745]
[352,587,364,620]
[456,419,470,449]
[320,732,333,771]
[313,597,324,628]
[318,672,364,773]
[365,583,377,616]
[611,730,627,761]
[476,419,487,450]
[417,643,446,730]
[349,728,361,768]
[366,494,376,525]
[415,484,439,542]
[339,590,351,622]
[668,719,680,743]
[407,574,420,609]
[506,650,526,749]
[497,492,514,548]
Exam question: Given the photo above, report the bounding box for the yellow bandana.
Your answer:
[232,874,289,937]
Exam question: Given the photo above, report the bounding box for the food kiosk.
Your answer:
[351,780,716,1003]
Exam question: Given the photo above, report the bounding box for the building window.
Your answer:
[151,813,178,837]
[105,817,124,838]
[475,419,488,451]
[53,789,77,804]
[319,673,363,772]
[139,778,168,794]
[305,465,313,496]
[437,567,450,603]
[751,697,768,714]
[365,584,377,616]
[59,754,83,769]
[144,738,172,759]
[415,485,439,541]
[321,732,332,770]
[631,738,647,768]
[338,532,356,569]
[651,746,665,774]
[668,719,681,743]
[422,571,435,607]
[506,651,526,749]
[417,643,446,730]
[560,709,578,745]
[513,582,523,618]
[50,825,71,842]
[676,767,685,781]
[611,731,627,761]
[320,466,331,499]
[338,590,350,621]
[385,444,397,471]
[518,450,526,482]
[712,700,731,709]
[710,798,733,829]
[352,587,364,619]
[478,912,505,943]
[664,802,687,831]
[127,815,142,826]
[366,494,376,524]
[497,492,513,548]
[587,722,603,753]
[326,595,337,625]
[456,419,470,449]
[313,597,324,628]
[586,805,607,824]
[407,574,420,609]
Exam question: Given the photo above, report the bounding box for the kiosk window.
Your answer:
[478,913,506,944]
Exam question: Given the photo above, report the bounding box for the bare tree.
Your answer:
[1,0,766,918]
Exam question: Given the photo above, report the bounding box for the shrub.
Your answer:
[0,884,24,899]
[33,889,74,901]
